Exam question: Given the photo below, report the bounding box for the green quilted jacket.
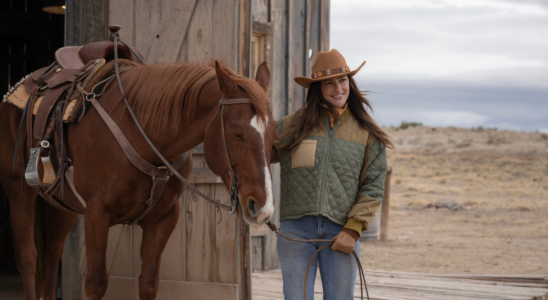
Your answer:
[270,109,387,233]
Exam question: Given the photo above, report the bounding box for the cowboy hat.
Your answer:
[294,49,366,88]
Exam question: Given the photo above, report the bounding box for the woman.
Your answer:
[270,49,394,299]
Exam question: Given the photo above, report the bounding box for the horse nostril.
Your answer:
[247,198,259,217]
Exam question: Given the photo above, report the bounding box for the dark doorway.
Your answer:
[0,0,64,298]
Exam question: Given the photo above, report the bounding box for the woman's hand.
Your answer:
[331,230,358,253]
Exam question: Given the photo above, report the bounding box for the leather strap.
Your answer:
[125,152,189,224]
[89,97,159,176]
[33,85,66,140]
[120,97,237,211]
[265,221,369,300]
[118,37,146,65]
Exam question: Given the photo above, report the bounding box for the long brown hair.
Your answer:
[279,75,394,153]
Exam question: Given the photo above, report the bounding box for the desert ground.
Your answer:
[361,124,548,275]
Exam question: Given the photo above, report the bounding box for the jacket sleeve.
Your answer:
[270,119,284,164]
[345,136,387,233]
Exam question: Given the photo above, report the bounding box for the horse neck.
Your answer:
[149,80,224,158]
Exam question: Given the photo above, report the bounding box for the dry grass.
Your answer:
[361,126,548,275]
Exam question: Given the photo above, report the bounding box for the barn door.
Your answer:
[62,0,252,299]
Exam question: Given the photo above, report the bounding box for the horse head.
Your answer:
[203,61,278,226]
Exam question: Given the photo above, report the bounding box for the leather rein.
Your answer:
[265,221,369,300]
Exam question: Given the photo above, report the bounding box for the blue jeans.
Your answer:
[277,215,359,300]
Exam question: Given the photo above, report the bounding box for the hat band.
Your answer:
[312,66,350,79]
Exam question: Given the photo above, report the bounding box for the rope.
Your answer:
[265,221,370,300]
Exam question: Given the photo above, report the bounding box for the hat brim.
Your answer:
[294,61,366,88]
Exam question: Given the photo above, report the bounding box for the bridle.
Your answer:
[204,95,267,214]
[79,31,261,223]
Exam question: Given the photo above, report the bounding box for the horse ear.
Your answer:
[215,60,238,96]
[255,61,270,92]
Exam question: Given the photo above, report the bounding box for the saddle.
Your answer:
[4,25,189,224]
[2,25,147,211]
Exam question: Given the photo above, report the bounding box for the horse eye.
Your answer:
[231,130,244,140]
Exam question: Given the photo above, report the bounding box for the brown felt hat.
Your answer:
[294,49,366,88]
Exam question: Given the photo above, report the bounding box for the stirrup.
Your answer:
[25,147,56,187]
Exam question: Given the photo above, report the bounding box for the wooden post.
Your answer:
[63,1,109,298]
[380,167,392,242]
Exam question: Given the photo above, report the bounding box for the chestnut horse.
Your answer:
[0,60,278,299]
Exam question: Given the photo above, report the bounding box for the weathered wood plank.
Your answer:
[251,236,263,272]
[253,269,548,300]
[213,184,240,284]
[185,183,215,282]
[134,0,162,60]
[305,0,321,77]
[252,0,269,23]
[185,0,213,62]
[259,0,287,272]
[62,216,84,300]
[158,198,186,281]
[146,0,198,63]
[320,0,330,52]
[251,225,270,237]
[189,168,223,184]
[83,275,138,300]
[66,0,109,46]
[252,21,274,36]
[91,276,238,300]
[286,0,306,114]
[269,0,288,120]
[239,0,252,76]
[380,168,392,241]
[212,0,238,68]
[107,225,133,278]
[157,279,238,300]
[109,0,135,46]
[240,221,252,300]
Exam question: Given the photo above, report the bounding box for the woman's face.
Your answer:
[320,75,349,108]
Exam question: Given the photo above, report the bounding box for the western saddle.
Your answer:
[4,25,146,212]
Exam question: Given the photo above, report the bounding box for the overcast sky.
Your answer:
[330,0,548,132]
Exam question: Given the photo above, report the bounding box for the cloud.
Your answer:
[330,0,548,131]
[331,0,548,76]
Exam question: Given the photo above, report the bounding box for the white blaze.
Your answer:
[250,115,274,222]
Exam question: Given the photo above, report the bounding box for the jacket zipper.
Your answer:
[319,117,336,216]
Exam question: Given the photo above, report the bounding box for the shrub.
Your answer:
[399,121,422,130]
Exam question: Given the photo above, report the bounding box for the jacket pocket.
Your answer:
[291,140,317,168]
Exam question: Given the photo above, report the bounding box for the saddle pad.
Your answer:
[3,60,106,123]
[3,82,77,122]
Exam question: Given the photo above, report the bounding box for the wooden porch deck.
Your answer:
[252,269,548,300]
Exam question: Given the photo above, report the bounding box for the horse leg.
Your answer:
[138,203,180,300]
[5,182,38,300]
[83,204,111,300]
[41,208,78,300]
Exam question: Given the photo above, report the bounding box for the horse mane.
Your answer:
[119,61,268,133]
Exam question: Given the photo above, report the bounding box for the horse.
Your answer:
[0,59,278,299]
